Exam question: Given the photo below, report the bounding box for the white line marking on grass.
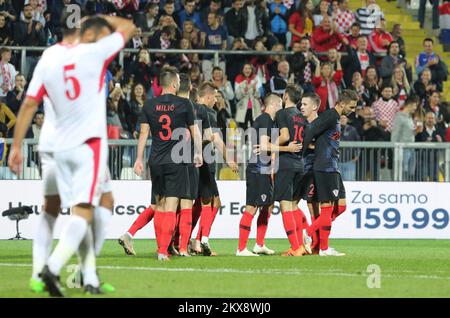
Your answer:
[1,263,450,281]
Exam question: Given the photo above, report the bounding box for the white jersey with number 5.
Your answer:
[26,32,125,152]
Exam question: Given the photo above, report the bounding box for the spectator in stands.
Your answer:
[368,18,392,57]
[339,114,360,181]
[268,0,288,45]
[357,105,390,141]
[225,37,249,90]
[351,71,372,107]
[189,63,204,87]
[107,85,133,139]
[327,48,339,69]
[224,0,246,41]
[211,66,234,110]
[134,2,159,33]
[200,12,228,81]
[347,23,361,49]
[178,38,198,73]
[200,0,224,28]
[355,0,384,36]
[6,73,26,115]
[312,56,343,113]
[0,100,15,136]
[129,48,156,93]
[215,90,232,134]
[391,95,421,181]
[415,38,447,92]
[0,0,16,22]
[372,84,400,133]
[419,0,440,30]
[287,38,316,93]
[269,60,294,95]
[380,41,412,84]
[416,111,445,181]
[178,0,202,29]
[182,19,200,48]
[390,65,411,108]
[312,16,348,56]
[21,0,46,27]
[391,23,406,58]
[0,13,12,45]
[313,0,330,27]
[128,26,145,49]
[250,39,271,94]
[154,14,181,42]
[242,0,272,49]
[234,63,262,129]
[114,0,140,18]
[363,65,380,105]
[268,43,286,76]
[414,68,438,106]
[0,47,16,100]
[129,83,146,138]
[426,91,450,131]
[14,3,46,79]
[334,0,354,35]
[288,0,314,46]
[84,0,116,16]
[149,25,178,67]
[342,35,375,88]
[31,110,43,139]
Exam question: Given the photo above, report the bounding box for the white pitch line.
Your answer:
[1,263,449,281]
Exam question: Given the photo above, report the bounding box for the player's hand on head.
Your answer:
[8,146,23,176]
[133,159,144,176]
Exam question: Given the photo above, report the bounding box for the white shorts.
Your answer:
[54,138,111,208]
[41,152,59,196]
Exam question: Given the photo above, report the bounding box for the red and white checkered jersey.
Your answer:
[372,98,400,132]
[334,9,355,35]
[26,32,125,152]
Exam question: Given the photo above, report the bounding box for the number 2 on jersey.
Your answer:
[63,64,81,100]
[293,125,304,142]
[159,114,172,141]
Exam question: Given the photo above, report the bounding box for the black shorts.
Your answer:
[313,171,346,202]
[246,170,273,206]
[298,172,316,202]
[274,169,304,202]
[187,165,200,200]
[149,163,192,200]
[198,162,219,199]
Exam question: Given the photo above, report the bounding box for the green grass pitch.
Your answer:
[0,239,449,298]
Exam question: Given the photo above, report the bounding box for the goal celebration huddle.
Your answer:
[8,14,358,297]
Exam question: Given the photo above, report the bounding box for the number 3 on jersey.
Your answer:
[159,114,172,141]
[64,64,81,100]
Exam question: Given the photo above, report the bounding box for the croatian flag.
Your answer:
[440,2,450,44]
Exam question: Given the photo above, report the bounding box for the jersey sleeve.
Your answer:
[207,110,218,129]
[275,110,288,129]
[139,102,151,125]
[303,109,339,152]
[25,57,46,103]
[200,106,211,129]
[92,32,126,64]
[259,114,273,138]
[186,100,195,126]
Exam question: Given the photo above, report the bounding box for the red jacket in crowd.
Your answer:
[369,29,393,54]
[312,27,346,53]
[312,70,343,113]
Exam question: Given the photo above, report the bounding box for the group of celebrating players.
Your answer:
[7,13,358,297]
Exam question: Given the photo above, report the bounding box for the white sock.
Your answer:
[93,206,112,256]
[32,212,56,280]
[201,236,209,244]
[78,226,99,288]
[47,215,88,276]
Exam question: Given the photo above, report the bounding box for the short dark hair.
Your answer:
[35,111,44,117]
[159,66,179,88]
[264,93,281,107]
[302,92,321,108]
[423,37,434,44]
[165,0,175,5]
[284,84,303,105]
[380,84,393,93]
[0,47,11,56]
[198,82,217,98]
[337,89,359,104]
[212,66,223,74]
[351,22,361,28]
[80,16,113,37]
[404,95,420,106]
[179,73,191,93]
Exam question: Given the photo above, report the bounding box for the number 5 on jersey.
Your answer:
[64,64,81,101]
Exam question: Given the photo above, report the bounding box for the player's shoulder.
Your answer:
[255,112,273,126]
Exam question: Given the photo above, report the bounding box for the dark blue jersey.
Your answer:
[275,106,306,170]
[302,121,315,173]
[248,112,276,174]
[204,105,219,173]
[303,109,341,172]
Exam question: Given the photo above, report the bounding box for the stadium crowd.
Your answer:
[0,0,449,181]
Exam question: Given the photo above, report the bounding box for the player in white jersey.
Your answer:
[9,15,136,297]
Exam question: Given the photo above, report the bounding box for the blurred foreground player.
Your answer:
[302,90,358,256]
[9,15,136,296]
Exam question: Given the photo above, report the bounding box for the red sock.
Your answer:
[199,206,214,239]
[238,211,254,251]
[310,215,320,250]
[318,206,333,251]
[178,209,192,252]
[293,209,303,246]
[158,212,177,255]
[256,207,270,246]
[190,199,202,237]
[128,206,154,236]
[173,211,181,247]
[332,205,347,221]
[306,213,322,237]
[282,211,300,251]
[153,211,163,252]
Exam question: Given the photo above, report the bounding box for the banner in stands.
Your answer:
[0,181,449,239]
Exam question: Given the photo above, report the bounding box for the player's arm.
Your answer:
[212,130,238,173]
[100,15,137,42]
[275,110,289,146]
[258,135,302,153]
[278,127,290,146]
[8,97,39,175]
[134,123,150,177]
[189,124,203,167]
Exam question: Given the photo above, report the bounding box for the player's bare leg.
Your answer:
[236,205,259,256]
[280,201,304,256]
[253,204,275,255]
[30,195,60,293]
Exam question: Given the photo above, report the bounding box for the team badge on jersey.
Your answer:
[333,189,339,197]
[261,194,267,202]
